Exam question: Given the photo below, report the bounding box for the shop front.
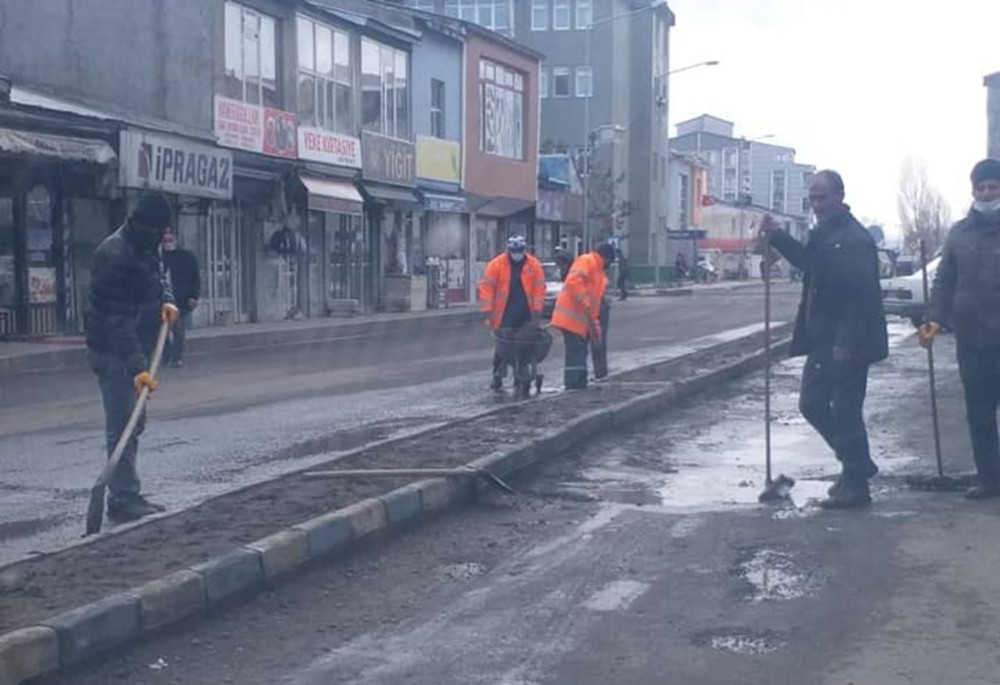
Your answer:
[118,128,239,328]
[0,125,117,337]
[534,189,583,261]
[415,136,467,308]
[358,131,419,313]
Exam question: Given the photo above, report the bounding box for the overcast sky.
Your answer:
[668,0,999,240]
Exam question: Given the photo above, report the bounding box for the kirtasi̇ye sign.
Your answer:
[120,129,233,200]
[298,128,361,168]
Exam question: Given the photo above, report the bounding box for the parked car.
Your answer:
[541,261,563,317]
[882,255,940,327]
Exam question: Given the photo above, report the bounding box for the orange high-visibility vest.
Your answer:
[477,252,546,330]
[551,252,607,338]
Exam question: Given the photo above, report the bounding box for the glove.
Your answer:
[918,321,941,349]
[160,302,180,325]
[134,371,158,394]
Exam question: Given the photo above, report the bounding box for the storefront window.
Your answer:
[0,193,14,314]
[25,185,56,306]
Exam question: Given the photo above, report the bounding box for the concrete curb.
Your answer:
[0,330,790,683]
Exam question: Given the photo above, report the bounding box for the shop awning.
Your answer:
[300,175,364,213]
[359,182,419,208]
[0,127,115,164]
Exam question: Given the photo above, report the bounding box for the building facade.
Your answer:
[398,0,675,282]
[0,0,538,336]
[671,114,816,221]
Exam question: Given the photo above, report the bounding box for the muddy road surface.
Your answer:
[38,325,999,685]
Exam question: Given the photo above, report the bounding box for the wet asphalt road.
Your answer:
[0,285,800,565]
[39,323,1000,685]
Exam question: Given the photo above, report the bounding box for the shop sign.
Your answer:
[536,190,582,223]
[28,267,56,304]
[416,136,461,185]
[120,129,233,200]
[422,193,466,213]
[361,131,415,186]
[214,95,297,159]
[298,127,361,168]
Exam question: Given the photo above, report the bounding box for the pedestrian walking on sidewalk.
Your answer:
[920,158,1000,499]
[85,192,179,522]
[760,170,888,509]
[478,235,547,390]
[161,229,200,368]
[617,250,630,300]
[552,243,616,389]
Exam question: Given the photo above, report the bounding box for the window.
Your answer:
[552,67,570,97]
[444,1,512,36]
[575,66,592,97]
[224,2,278,107]
[297,16,354,134]
[801,197,811,214]
[553,0,570,30]
[576,0,592,29]
[771,169,786,213]
[539,66,548,99]
[413,0,436,10]
[361,39,410,139]
[723,147,737,170]
[431,78,445,138]
[479,58,524,159]
[531,0,548,30]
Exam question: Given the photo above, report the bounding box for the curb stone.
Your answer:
[0,627,59,685]
[1,330,788,682]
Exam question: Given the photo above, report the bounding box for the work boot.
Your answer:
[964,484,1000,500]
[828,461,879,496]
[490,374,503,391]
[107,495,166,522]
[819,479,871,510]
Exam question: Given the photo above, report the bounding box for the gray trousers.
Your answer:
[88,351,145,503]
[563,331,590,389]
[957,342,1000,485]
[590,297,610,379]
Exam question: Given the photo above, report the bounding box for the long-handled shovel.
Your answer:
[906,240,967,492]
[84,319,170,536]
[303,466,516,494]
[757,243,795,503]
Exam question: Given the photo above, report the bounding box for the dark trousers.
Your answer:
[957,342,1000,485]
[88,351,145,503]
[166,310,191,363]
[799,351,875,482]
[563,330,590,389]
[590,297,610,379]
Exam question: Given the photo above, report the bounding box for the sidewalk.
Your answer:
[0,304,478,376]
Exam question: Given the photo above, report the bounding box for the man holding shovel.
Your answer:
[760,170,888,509]
[85,192,179,522]
[920,159,1000,499]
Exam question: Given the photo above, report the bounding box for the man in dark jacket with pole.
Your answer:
[162,229,200,367]
[761,170,888,509]
[85,192,179,522]
[920,159,1000,499]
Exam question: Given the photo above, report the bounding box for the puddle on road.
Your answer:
[694,628,787,655]
[581,579,649,612]
[735,549,824,602]
[438,562,488,581]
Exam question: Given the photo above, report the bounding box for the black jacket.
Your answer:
[163,248,201,312]
[929,210,1000,347]
[770,208,888,364]
[85,224,174,374]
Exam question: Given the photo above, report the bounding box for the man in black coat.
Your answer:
[762,170,888,509]
[920,159,1000,499]
[85,192,179,522]
[162,229,200,367]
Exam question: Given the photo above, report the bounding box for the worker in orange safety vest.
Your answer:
[551,242,616,389]
[478,235,547,390]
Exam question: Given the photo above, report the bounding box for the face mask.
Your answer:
[509,252,525,263]
[973,198,1000,215]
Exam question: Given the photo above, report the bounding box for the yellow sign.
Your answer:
[416,136,461,185]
